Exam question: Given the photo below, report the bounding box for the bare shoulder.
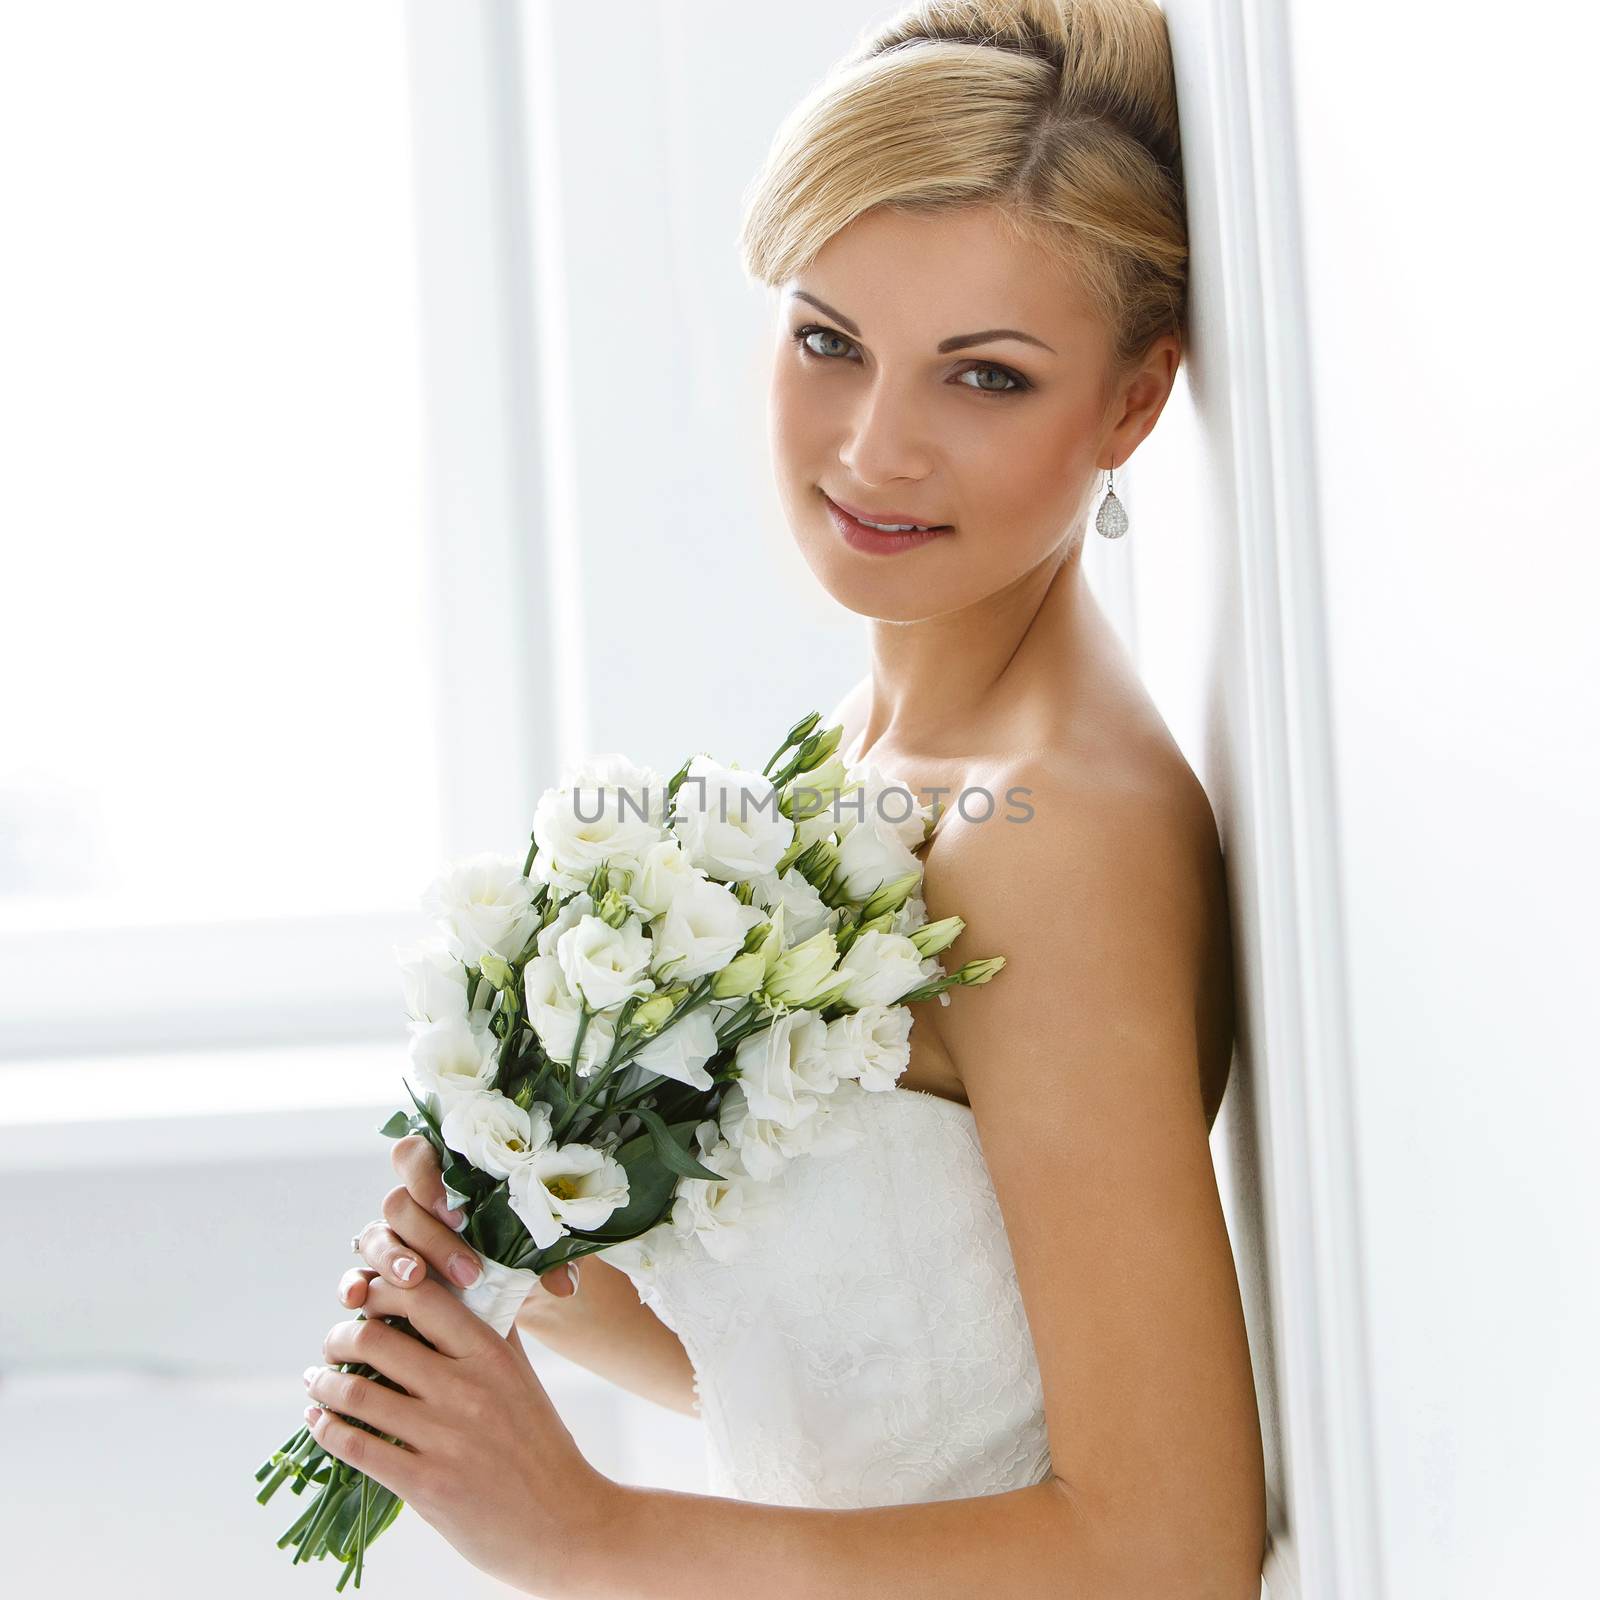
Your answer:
[922,745,1264,1569]
[917,742,1234,1126]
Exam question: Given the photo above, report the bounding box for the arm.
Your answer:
[559,766,1266,1600]
[517,1254,699,1419]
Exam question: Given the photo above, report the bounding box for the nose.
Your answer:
[836,377,935,488]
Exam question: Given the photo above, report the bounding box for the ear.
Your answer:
[1106,332,1182,467]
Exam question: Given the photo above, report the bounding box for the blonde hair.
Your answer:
[738,0,1188,376]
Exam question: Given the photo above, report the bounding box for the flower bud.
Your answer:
[909,916,965,958]
[711,951,766,999]
[859,870,922,922]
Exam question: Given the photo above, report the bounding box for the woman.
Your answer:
[305,1,1269,1592]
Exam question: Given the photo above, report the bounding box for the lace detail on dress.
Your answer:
[598,1080,1053,1507]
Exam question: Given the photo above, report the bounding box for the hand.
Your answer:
[339,1133,581,1313]
[304,1272,618,1595]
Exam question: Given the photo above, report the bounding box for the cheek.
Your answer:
[767,364,826,478]
[953,407,1090,552]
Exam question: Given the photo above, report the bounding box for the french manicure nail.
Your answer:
[394,1256,418,1282]
[449,1252,480,1287]
[302,1365,317,1387]
[434,1199,465,1228]
[567,1262,581,1292]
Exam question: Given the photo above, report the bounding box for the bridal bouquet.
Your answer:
[254,710,1004,1587]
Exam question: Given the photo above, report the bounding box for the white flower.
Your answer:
[733,1009,836,1129]
[751,866,836,943]
[630,1004,720,1091]
[835,928,928,1008]
[407,1016,500,1101]
[671,754,794,882]
[421,853,541,967]
[530,753,666,895]
[396,942,472,1027]
[825,1003,913,1092]
[523,954,617,1075]
[889,892,928,938]
[535,891,592,957]
[440,1091,553,1180]
[555,913,655,1010]
[667,1124,756,1261]
[650,876,766,983]
[842,761,933,849]
[717,1080,861,1182]
[508,1142,630,1249]
[626,837,704,920]
[782,756,852,850]
[834,817,922,904]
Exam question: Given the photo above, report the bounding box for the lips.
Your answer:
[822,491,954,556]
[823,493,950,531]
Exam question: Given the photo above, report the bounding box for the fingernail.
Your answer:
[449,1252,480,1287]
[566,1262,580,1292]
[393,1256,418,1282]
[304,1404,321,1425]
[434,1199,465,1229]
[302,1365,319,1388]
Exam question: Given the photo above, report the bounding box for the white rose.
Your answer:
[751,867,836,943]
[733,1009,834,1130]
[835,929,928,1008]
[529,753,666,895]
[626,837,704,920]
[523,954,616,1075]
[508,1142,630,1249]
[825,1003,913,1092]
[630,1005,720,1091]
[834,817,922,904]
[420,853,540,966]
[650,875,766,983]
[670,754,794,882]
[440,1091,553,1180]
[842,761,933,848]
[555,913,655,1010]
[396,941,472,1027]
[407,1016,500,1101]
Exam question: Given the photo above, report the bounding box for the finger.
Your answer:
[361,1270,499,1361]
[391,1134,464,1229]
[339,1267,377,1308]
[322,1308,449,1398]
[380,1184,484,1291]
[304,1359,440,1450]
[356,1219,435,1290]
[537,1262,579,1297]
[303,1399,423,1503]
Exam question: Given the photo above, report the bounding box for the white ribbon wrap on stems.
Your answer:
[444,1253,541,1339]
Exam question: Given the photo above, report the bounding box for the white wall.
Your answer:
[1144,3,1600,1596]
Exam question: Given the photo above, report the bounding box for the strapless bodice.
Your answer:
[598,1079,1053,1508]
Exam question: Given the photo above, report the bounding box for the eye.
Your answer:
[792,324,859,362]
[789,323,1032,396]
[958,363,1028,394]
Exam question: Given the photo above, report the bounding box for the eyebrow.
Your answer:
[789,290,1057,356]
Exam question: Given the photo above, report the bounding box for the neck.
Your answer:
[851,536,1086,762]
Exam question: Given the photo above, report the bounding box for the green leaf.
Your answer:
[629,1103,728,1182]
[378,1110,409,1139]
[572,1130,681,1241]
[402,1080,443,1137]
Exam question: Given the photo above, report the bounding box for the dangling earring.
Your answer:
[1095,461,1129,540]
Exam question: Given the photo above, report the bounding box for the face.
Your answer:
[767,203,1176,621]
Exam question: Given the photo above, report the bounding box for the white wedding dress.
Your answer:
[597,1078,1054,1508]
